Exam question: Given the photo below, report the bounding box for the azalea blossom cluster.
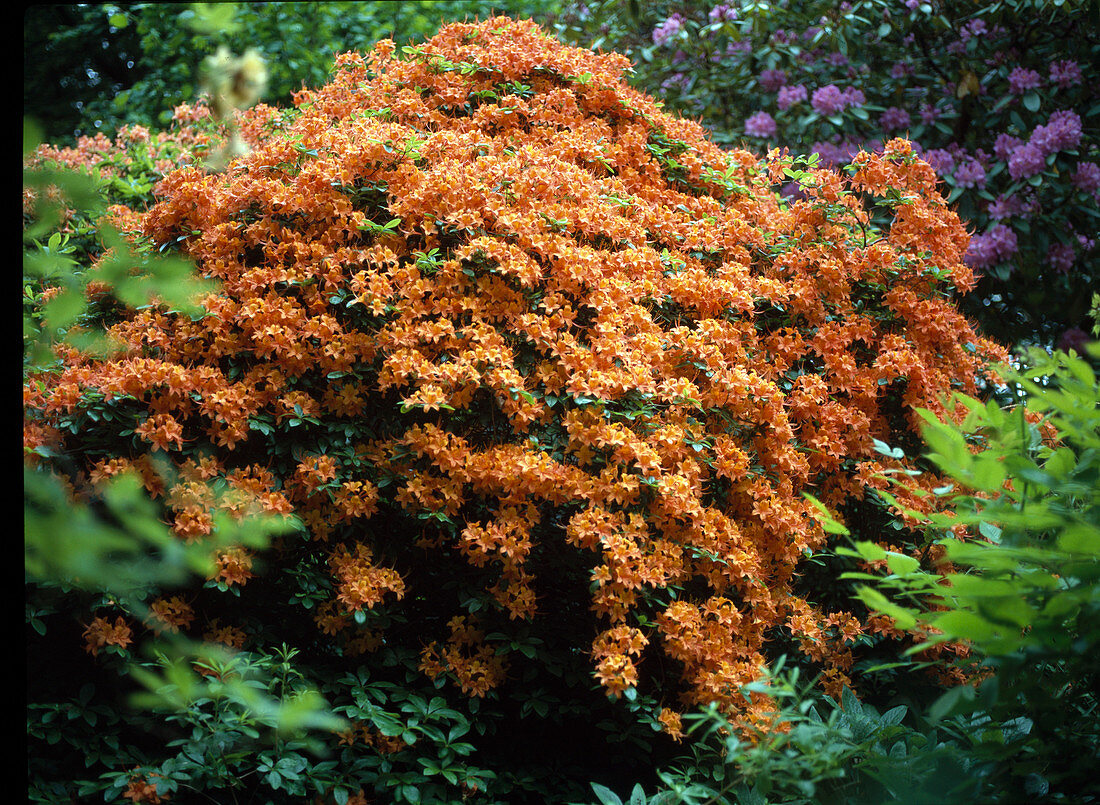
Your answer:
[25,16,1007,735]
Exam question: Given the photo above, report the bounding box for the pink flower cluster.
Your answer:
[708,3,738,23]
[1049,60,1083,88]
[777,85,808,110]
[758,69,787,92]
[1072,162,1100,197]
[744,111,777,138]
[1009,109,1083,179]
[880,107,911,133]
[966,223,1019,269]
[810,84,864,116]
[1048,242,1076,273]
[653,14,686,46]
[810,136,876,168]
[1007,67,1042,95]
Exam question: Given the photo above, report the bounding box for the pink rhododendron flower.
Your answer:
[1057,327,1090,354]
[1072,162,1100,196]
[1008,67,1042,95]
[758,69,786,92]
[777,85,808,110]
[954,158,987,189]
[966,224,1019,268]
[880,107,911,132]
[1030,110,1083,154]
[708,3,738,23]
[1008,143,1046,179]
[1049,60,1083,88]
[993,133,1024,161]
[1049,243,1076,273]
[744,111,777,138]
[653,14,685,46]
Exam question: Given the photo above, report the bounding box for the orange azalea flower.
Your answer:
[122,775,167,804]
[83,616,134,656]
[213,547,253,587]
[145,596,195,635]
[657,708,684,741]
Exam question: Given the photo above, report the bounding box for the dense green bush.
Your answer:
[552,0,1100,351]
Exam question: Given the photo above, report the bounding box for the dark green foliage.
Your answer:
[24,1,567,145]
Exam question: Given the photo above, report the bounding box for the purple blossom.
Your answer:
[842,87,865,107]
[919,103,939,125]
[1008,143,1046,180]
[708,3,738,23]
[954,158,987,189]
[1008,67,1042,95]
[1072,162,1100,195]
[1049,60,1083,88]
[880,106,911,133]
[989,224,1019,257]
[811,137,865,168]
[653,14,685,46]
[923,148,956,175]
[759,69,787,92]
[811,84,848,115]
[660,73,692,93]
[777,85,808,110]
[905,0,920,10]
[780,182,807,202]
[1049,243,1076,273]
[1057,327,1090,354]
[987,195,1018,219]
[987,192,1040,220]
[744,111,777,138]
[1030,110,1083,155]
[993,133,1024,161]
[966,223,1018,268]
[959,18,988,42]
[891,62,914,79]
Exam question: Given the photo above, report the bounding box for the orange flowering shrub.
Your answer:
[24,15,1009,798]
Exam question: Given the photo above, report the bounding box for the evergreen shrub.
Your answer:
[25,16,1013,802]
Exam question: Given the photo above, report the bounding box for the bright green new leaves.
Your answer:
[23,122,217,365]
[24,465,295,600]
[843,343,1099,658]
[834,343,1099,799]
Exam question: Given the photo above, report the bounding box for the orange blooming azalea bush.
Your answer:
[24,16,1011,803]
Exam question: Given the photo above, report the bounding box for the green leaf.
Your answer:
[590,782,624,805]
[930,609,996,643]
[856,586,917,630]
[929,683,977,721]
[886,553,921,576]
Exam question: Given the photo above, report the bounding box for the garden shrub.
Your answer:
[552,0,1100,352]
[25,15,1014,802]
